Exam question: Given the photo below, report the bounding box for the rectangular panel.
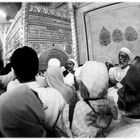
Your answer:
[85,3,140,64]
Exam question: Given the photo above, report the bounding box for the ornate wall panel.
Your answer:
[39,48,68,70]
[27,3,72,70]
[84,3,140,64]
[4,3,73,68]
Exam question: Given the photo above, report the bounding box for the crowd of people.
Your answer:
[0,45,140,137]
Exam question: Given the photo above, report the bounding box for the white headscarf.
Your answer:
[79,61,109,98]
[48,58,61,68]
[46,66,73,104]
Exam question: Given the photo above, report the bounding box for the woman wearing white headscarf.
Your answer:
[36,58,61,88]
[48,58,61,68]
[46,66,74,104]
[54,61,117,137]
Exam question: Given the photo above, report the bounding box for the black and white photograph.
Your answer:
[0,0,140,137]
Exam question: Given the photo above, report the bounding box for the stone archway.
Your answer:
[39,48,68,71]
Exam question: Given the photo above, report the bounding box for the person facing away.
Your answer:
[47,58,61,68]
[36,58,61,88]
[54,61,117,138]
[108,60,140,137]
[0,84,47,137]
[1,46,65,137]
[46,66,74,104]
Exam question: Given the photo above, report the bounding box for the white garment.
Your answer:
[7,79,20,91]
[107,86,119,106]
[64,73,74,87]
[7,80,66,129]
[35,75,48,88]
[48,58,61,67]
[74,67,82,80]
[108,117,140,137]
[0,70,16,89]
[109,65,130,84]
[64,66,82,87]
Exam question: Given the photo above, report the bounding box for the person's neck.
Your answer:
[68,70,75,74]
[120,64,128,69]
[18,78,36,83]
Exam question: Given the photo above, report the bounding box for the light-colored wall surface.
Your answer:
[76,2,140,64]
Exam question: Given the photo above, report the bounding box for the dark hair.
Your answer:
[134,56,140,60]
[0,59,4,71]
[118,62,140,115]
[10,46,39,82]
[134,56,140,64]
[0,63,11,75]
[105,62,113,71]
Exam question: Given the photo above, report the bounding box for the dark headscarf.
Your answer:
[0,63,11,75]
[118,62,140,116]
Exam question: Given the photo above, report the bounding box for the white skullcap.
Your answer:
[119,47,131,58]
[48,58,61,67]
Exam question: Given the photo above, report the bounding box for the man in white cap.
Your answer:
[109,47,131,85]
[63,58,79,87]
[108,47,131,106]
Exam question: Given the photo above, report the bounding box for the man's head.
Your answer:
[118,47,131,69]
[10,46,39,82]
[65,58,78,73]
[66,60,74,73]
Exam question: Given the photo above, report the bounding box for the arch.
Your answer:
[39,48,68,71]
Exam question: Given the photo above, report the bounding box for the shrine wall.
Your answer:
[5,3,73,70]
[26,3,72,70]
[76,2,140,64]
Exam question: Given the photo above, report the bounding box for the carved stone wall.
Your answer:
[5,3,73,69]
[39,48,68,70]
[27,3,72,69]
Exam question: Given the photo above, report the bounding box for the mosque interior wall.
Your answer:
[76,2,140,64]
[3,2,140,67]
[4,3,73,70]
